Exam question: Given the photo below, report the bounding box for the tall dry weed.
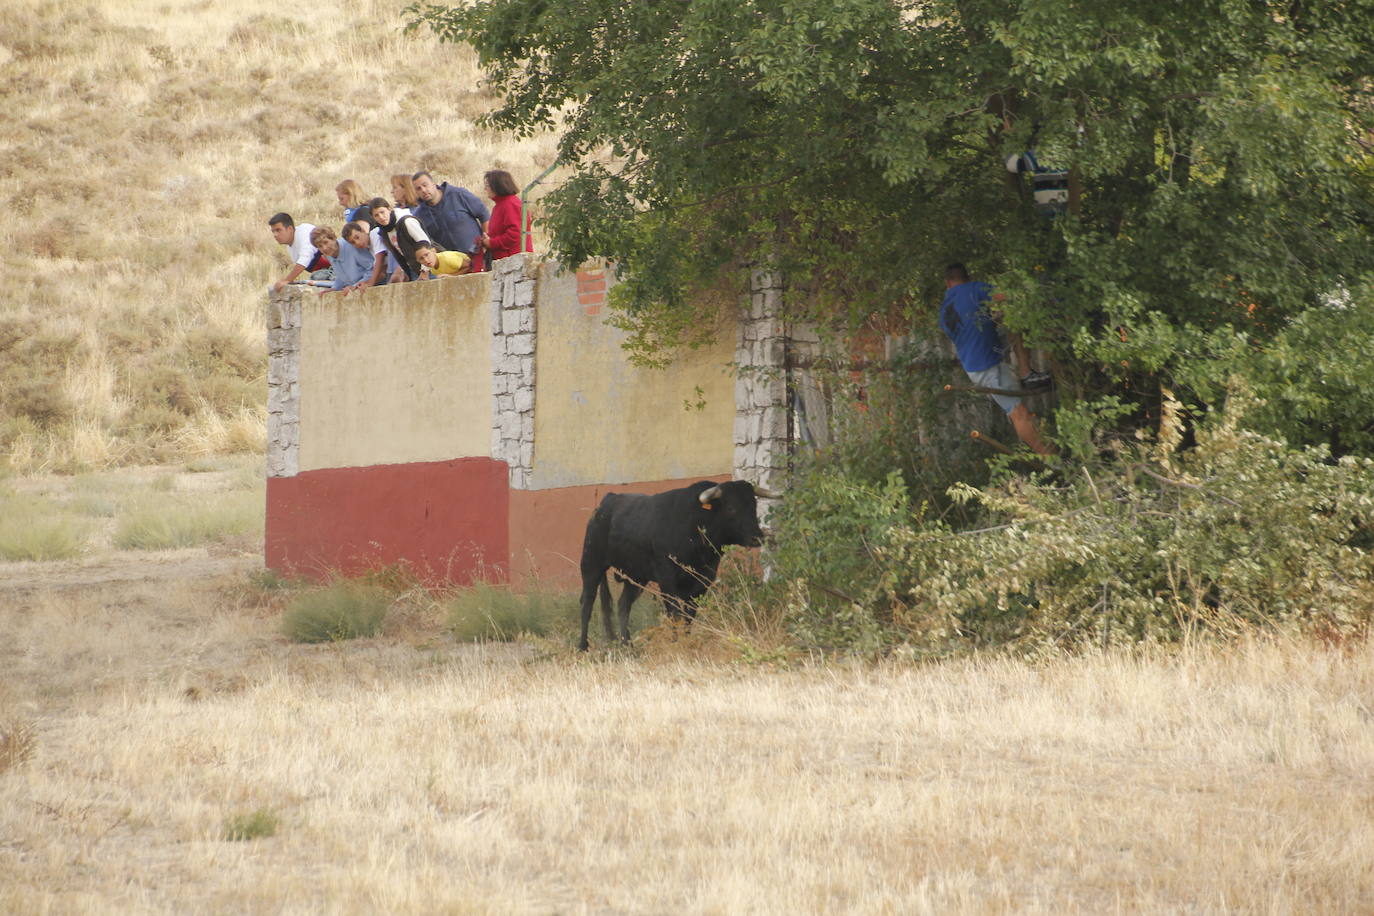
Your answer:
[0,0,561,472]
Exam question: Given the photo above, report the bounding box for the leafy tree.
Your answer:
[408,0,1374,451]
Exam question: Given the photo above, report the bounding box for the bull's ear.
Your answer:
[701,501,713,510]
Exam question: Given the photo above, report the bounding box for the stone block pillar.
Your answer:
[733,270,824,518]
[266,287,301,479]
[489,254,539,489]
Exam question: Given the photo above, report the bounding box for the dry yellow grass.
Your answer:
[0,0,560,472]
[2,541,1372,913]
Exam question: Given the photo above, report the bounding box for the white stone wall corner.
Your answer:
[266,286,302,479]
[488,255,540,489]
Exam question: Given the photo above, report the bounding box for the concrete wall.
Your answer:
[530,262,736,490]
[299,275,492,471]
[266,256,754,587]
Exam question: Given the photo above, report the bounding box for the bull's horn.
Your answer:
[699,485,723,504]
[753,486,780,499]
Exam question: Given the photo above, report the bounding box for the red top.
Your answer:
[487,194,534,261]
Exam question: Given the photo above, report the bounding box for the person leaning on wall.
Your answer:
[481,169,535,264]
[311,223,374,293]
[268,212,331,293]
[369,197,432,284]
[411,170,490,273]
[414,240,470,279]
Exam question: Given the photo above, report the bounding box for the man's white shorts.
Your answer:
[966,362,1022,415]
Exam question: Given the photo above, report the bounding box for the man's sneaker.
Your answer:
[1021,370,1053,390]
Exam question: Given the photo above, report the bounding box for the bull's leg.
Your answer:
[616,581,643,644]
[599,575,616,641]
[577,571,604,652]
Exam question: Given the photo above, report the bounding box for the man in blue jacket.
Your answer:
[941,263,1054,455]
[412,171,489,272]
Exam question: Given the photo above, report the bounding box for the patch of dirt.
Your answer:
[0,547,260,599]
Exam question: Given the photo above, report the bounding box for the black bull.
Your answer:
[577,480,766,650]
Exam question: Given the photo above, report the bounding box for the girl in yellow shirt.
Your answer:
[416,242,471,278]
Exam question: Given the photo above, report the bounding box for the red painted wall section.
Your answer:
[266,457,510,585]
[507,474,731,589]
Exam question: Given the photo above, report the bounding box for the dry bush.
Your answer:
[112,488,264,551]
[0,721,36,774]
[0,0,561,473]
[281,581,390,643]
[445,580,577,642]
[0,491,92,561]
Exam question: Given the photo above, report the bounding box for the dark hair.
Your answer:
[268,212,294,228]
[411,170,434,183]
[342,220,370,241]
[484,169,519,197]
[944,262,970,284]
[366,197,392,211]
[414,240,438,253]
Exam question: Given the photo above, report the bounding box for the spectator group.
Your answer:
[269,169,534,294]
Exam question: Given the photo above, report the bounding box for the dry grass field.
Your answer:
[5,2,1374,912]
[0,0,560,473]
[2,465,1372,913]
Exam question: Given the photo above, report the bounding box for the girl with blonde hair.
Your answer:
[334,179,369,222]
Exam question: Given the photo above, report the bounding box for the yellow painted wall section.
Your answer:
[531,264,735,489]
[299,275,492,472]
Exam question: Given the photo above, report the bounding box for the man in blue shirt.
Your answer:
[412,171,489,272]
[310,223,376,292]
[941,263,1054,455]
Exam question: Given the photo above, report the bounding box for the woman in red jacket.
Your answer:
[481,169,534,263]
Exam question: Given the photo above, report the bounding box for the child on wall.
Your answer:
[415,241,470,278]
[311,223,375,292]
[369,197,431,283]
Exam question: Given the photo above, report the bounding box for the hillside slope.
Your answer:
[0,0,558,473]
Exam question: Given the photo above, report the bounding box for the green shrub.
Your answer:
[281,582,390,643]
[0,492,91,561]
[112,489,263,550]
[764,385,1374,654]
[445,581,580,642]
[766,464,912,653]
[222,806,278,841]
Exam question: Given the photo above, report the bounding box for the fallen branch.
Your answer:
[944,383,1046,398]
[970,430,1016,455]
[971,430,1057,467]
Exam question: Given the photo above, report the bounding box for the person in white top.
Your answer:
[367,197,431,284]
[268,212,330,292]
[360,211,406,290]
